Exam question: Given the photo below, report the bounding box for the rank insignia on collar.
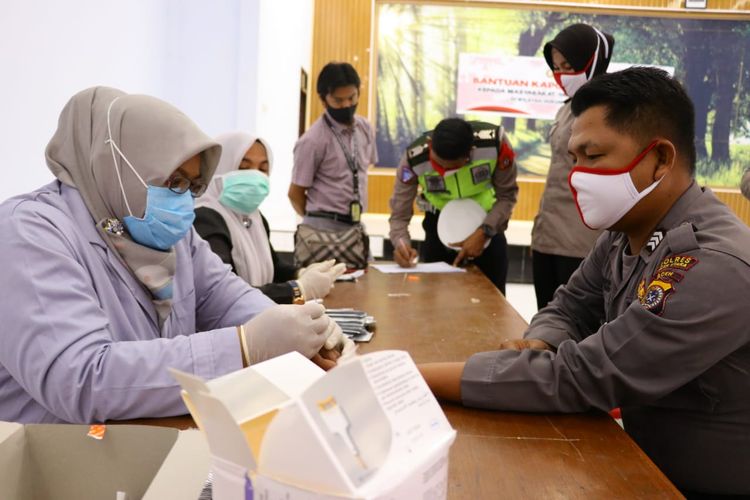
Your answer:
[646,230,664,253]
[640,279,674,316]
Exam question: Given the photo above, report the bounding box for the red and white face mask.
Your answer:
[553,28,610,97]
[554,55,594,98]
[568,140,661,230]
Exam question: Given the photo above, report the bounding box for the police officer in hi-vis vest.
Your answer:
[388,118,518,293]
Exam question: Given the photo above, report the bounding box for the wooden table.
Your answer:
[131,265,682,499]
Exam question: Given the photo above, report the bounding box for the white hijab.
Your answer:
[195,132,274,286]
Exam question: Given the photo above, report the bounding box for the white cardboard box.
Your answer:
[172,350,456,499]
[0,422,210,500]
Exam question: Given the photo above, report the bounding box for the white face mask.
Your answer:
[553,27,611,97]
[554,70,590,98]
[568,141,661,230]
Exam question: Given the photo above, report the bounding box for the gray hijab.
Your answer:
[45,86,221,326]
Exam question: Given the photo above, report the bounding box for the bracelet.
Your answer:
[237,325,250,368]
[289,280,306,305]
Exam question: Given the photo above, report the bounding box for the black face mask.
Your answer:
[326,104,357,125]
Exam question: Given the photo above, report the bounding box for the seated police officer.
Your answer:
[388,118,518,293]
[420,67,750,498]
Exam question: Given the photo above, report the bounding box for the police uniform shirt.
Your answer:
[461,182,750,494]
[388,132,518,246]
[531,101,602,258]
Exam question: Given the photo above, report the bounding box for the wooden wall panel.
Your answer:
[512,178,546,221]
[366,168,396,214]
[714,189,750,225]
[310,0,373,125]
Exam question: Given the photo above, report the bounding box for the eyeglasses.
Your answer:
[166,173,207,198]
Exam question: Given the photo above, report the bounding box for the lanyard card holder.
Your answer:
[349,201,362,223]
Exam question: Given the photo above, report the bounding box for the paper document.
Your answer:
[372,262,466,274]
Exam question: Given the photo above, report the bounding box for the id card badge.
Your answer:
[350,201,362,223]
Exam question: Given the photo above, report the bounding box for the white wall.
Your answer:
[254,0,314,233]
[0,0,169,201]
[0,0,313,233]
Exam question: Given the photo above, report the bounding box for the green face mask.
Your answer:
[219,170,270,215]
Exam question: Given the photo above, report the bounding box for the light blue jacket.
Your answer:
[0,181,275,423]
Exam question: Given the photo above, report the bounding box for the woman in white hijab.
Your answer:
[195,132,345,304]
[0,87,340,424]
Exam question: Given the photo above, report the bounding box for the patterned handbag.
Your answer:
[294,223,369,270]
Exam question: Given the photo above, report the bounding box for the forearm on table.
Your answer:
[418,362,466,403]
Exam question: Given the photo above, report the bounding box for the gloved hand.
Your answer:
[297,268,336,300]
[241,302,328,364]
[298,259,347,280]
[322,319,357,360]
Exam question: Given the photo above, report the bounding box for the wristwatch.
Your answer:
[289,280,305,305]
[481,223,497,239]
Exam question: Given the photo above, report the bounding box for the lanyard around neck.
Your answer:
[324,115,360,199]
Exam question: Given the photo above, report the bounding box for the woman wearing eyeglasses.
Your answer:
[0,87,344,424]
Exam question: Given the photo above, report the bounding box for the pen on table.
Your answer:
[398,239,418,266]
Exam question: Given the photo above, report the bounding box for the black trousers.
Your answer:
[420,211,508,294]
[681,491,750,499]
[532,250,584,310]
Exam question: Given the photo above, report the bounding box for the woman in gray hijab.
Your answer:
[0,86,339,424]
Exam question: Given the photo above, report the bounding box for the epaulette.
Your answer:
[665,222,699,253]
[406,134,430,167]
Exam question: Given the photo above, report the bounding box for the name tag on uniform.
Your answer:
[425,175,448,193]
[470,163,491,184]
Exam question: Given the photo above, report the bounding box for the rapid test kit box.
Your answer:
[0,421,210,499]
[172,350,457,499]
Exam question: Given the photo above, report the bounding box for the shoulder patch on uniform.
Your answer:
[498,140,515,170]
[640,279,674,316]
[400,166,415,183]
[654,269,684,283]
[657,255,699,272]
[636,278,647,302]
[637,254,698,316]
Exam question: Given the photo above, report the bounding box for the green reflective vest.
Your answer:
[407,121,502,212]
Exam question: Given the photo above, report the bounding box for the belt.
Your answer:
[305,211,355,225]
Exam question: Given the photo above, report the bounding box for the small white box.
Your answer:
[172,350,456,499]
